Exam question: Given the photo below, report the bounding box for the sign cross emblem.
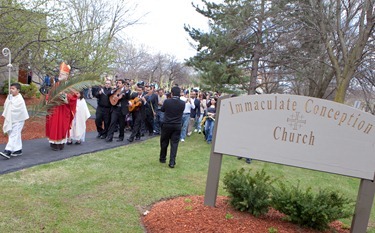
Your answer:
[287,112,306,130]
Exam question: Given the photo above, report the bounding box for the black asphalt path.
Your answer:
[0,98,154,175]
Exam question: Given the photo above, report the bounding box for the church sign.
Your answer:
[215,94,375,180]
[204,94,375,233]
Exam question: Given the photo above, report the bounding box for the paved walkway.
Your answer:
[0,98,154,175]
[85,98,98,109]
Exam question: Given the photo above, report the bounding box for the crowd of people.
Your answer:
[91,77,221,146]
[0,69,252,165]
[88,77,223,167]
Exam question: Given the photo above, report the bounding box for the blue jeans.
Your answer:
[197,113,204,131]
[154,110,164,134]
[205,118,215,143]
[180,113,190,140]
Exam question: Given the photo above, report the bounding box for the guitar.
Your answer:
[128,97,142,112]
[109,88,124,106]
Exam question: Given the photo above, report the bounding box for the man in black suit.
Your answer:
[127,85,145,142]
[159,86,185,168]
[93,80,112,139]
[105,79,131,142]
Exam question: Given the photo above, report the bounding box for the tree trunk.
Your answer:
[334,76,350,103]
[248,43,261,95]
[248,0,265,95]
[316,0,374,103]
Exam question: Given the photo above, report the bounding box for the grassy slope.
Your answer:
[0,134,373,232]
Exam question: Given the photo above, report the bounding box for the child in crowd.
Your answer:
[0,83,29,159]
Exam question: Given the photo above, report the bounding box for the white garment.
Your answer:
[157,94,166,109]
[180,96,195,114]
[69,98,91,141]
[2,94,29,134]
[5,121,24,152]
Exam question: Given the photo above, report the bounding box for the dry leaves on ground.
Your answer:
[142,195,349,233]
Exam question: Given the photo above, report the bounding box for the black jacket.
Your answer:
[190,98,201,118]
[145,93,158,114]
[110,88,131,115]
[93,86,112,108]
[161,97,185,124]
[129,91,145,113]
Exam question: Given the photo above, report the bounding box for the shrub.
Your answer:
[35,91,41,99]
[271,181,353,231]
[2,80,38,98]
[223,168,274,217]
[20,82,38,98]
[1,78,17,94]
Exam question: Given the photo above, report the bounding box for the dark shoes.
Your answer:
[97,132,108,138]
[105,137,113,142]
[10,150,22,157]
[68,140,81,145]
[50,143,64,151]
[237,157,252,164]
[160,158,175,168]
[0,150,11,159]
[50,143,59,151]
[116,138,124,142]
[135,137,141,140]
[0,150,22,159]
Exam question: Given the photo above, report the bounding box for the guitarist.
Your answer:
[105,79,131,142]
[127,85,146,142]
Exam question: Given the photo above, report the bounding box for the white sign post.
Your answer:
[204,94,375,233]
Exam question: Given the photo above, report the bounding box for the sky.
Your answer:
[124,0,211,61]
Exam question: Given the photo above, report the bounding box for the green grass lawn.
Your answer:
[0,133,373,232]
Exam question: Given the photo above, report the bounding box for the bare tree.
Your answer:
[0,0,140,81]
[112,39,194,89]
[313,0,374,103]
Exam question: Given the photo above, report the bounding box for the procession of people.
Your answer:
[0,63,225,167]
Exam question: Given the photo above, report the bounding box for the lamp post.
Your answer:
[2,48,12,100]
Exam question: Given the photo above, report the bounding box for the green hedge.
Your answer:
[223,168,274,217]
[271,181,353,231]
[2,79,38,98]
[223,168,353,230]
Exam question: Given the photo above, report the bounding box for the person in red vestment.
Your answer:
[46,93,77,150]
[45,62,78,151]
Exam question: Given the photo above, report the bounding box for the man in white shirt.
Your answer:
[179,91,195,142]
